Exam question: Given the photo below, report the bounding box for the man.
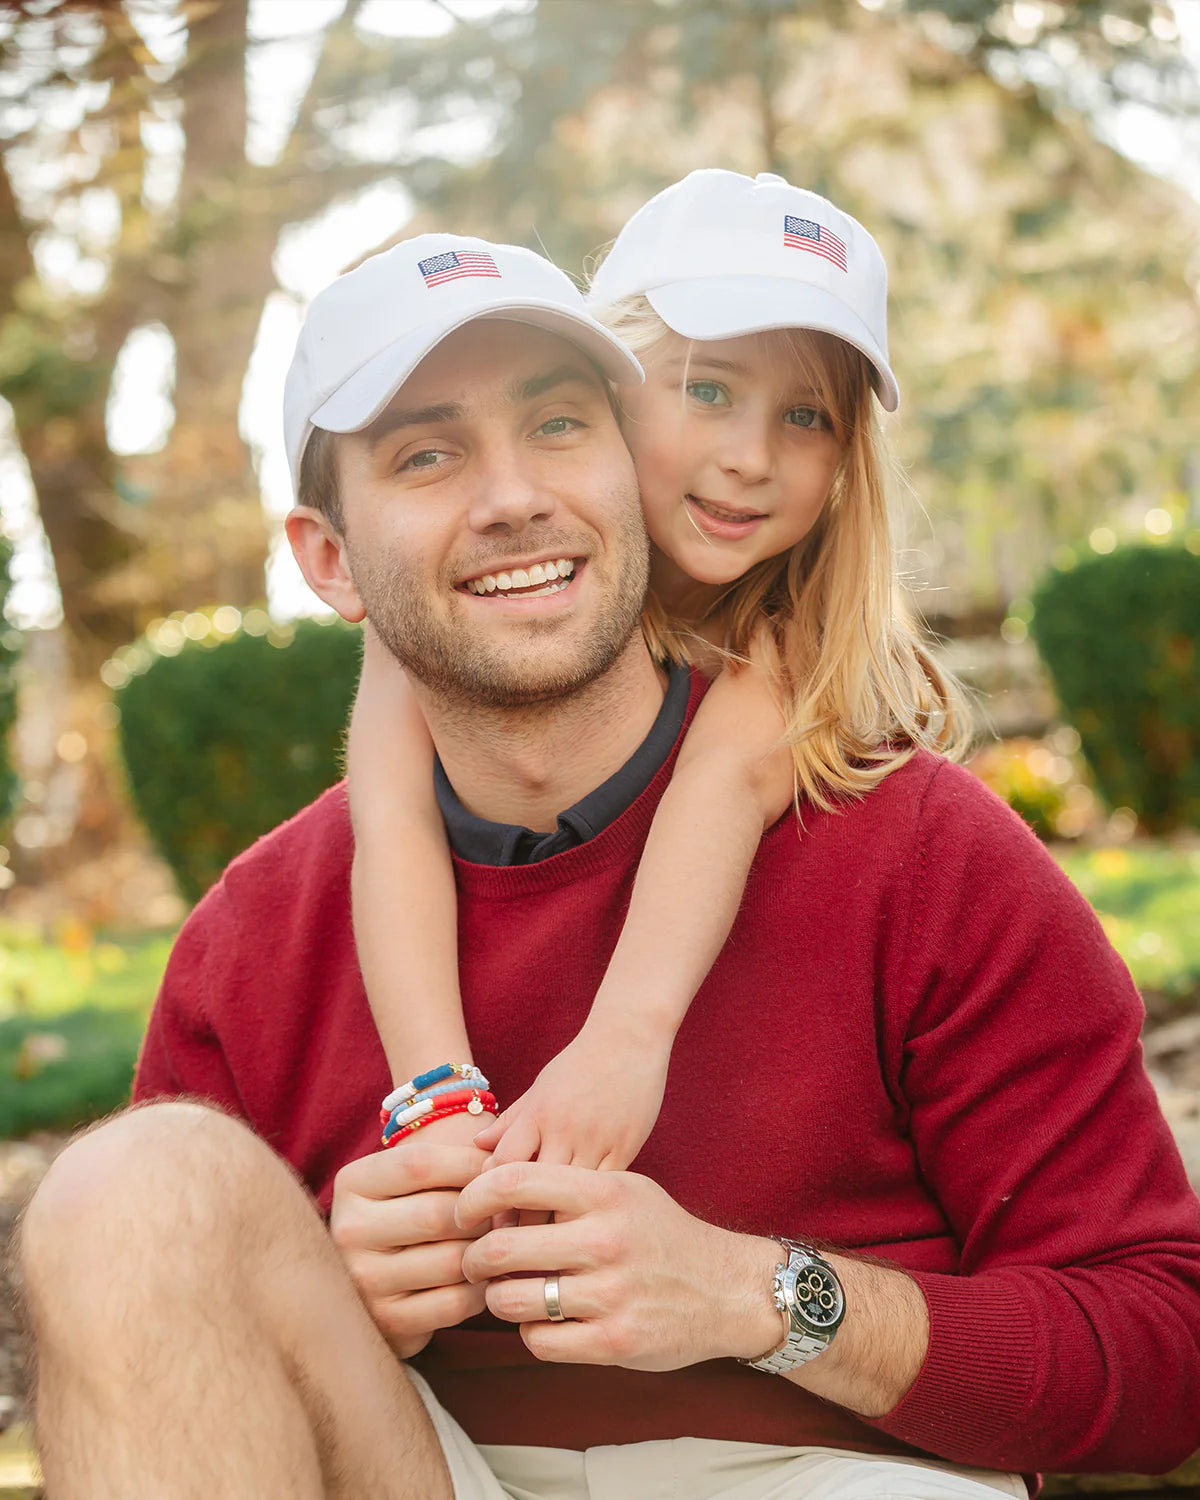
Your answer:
[19,233,1200,1500]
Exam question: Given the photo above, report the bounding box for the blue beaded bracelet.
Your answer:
[382,1063,483,1114]
[383,1075,491,1139]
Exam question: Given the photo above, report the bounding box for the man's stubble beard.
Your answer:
[344,486,651,710]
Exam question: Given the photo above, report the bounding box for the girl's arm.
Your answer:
[349,629,476,1133]
[476,640,794,1169]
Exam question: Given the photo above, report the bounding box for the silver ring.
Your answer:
[543,1274,567,1322]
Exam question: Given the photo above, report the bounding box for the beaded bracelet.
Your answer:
[383,1092,498,1149]
[383,1086,488,1138]
[381,1087,497,1146]
[382,1063,484,1114]
[378,1073,491,1128]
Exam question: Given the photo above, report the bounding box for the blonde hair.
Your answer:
[593,294,971,812]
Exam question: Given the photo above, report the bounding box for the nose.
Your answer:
[715,409,774,487]
[467,441,555,534]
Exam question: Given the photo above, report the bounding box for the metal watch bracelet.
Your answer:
[740,1238,845,1375]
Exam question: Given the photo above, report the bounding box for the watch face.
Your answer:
[784,1260,845,1331]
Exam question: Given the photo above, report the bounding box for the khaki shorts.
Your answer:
[407,1370,1028,1500]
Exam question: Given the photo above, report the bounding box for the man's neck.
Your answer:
[414,638,669,833]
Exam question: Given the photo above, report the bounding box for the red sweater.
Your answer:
[134,677,1200,1475]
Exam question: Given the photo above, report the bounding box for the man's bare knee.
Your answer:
[19,1101,313,1310]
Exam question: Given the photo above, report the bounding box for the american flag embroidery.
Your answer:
[783,216,847,272]
[418,250,502,287]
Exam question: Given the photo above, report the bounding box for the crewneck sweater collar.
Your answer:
[446,669,706,899]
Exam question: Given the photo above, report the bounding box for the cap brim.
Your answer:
[647,278,899,412]
[311,301,643,437]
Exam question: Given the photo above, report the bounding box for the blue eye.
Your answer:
[401,448,445,470]
[686,380,729,407]
[786,406,828,430]
[540,414,585,438]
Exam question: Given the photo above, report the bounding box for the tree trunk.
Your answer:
[0,156,141,676]
[137,0,271,613]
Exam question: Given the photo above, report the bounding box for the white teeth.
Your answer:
[515,579,568,598]
[465,559,575,594]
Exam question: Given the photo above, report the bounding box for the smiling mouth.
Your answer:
[460,557,578,599]
[686,495,767,523]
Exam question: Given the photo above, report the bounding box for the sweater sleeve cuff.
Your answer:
[866,1270,1037,1465]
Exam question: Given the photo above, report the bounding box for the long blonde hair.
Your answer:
[593,294,971,812]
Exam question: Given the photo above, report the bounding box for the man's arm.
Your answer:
[133,882,245,1112]
[795,1252,927,1417]
[454,762,1200,1475]
[454,1161,929,1417]
[865,760,1200,1471]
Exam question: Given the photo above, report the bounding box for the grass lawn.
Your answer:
[0,925,174,1137]
[0,922,175,1022]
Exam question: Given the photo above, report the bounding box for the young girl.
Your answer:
[349,169,965,1163]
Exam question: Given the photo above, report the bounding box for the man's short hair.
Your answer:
[298,429,342,532]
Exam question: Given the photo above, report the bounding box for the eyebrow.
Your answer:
[659,354,823,399]
[361,362,605,452]
[506,363,606,403]
[660,355,747,375]
[363,402,464,450]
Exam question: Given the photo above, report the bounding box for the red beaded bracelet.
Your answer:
[384,1092,498,1148]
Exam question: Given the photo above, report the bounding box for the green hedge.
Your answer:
[113,611,360,900]
[1031,545,1200,833]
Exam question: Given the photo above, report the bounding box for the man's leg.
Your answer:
[17,1102,455,1500]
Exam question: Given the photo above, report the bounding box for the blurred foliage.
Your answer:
[0,1005,145,1137]
[969,732,1095,839]
[1,0,1200,676]
[0,919,175,1022]
[1031,545,1200,833]
[1053,843,1200,1010]
[0,535,19,826]
[0,920,174,1138]
[113,611,359,899]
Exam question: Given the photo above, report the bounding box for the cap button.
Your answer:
[756,172,787,185]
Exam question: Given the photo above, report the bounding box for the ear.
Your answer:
[285,507,366,624]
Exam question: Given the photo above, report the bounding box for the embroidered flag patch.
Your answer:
[418,250,502,287]
[783,216,847,272]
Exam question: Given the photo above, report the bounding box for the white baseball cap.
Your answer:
[284,233,645,491]
[589,170,899,412]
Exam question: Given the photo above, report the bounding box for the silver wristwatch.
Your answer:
[740,1238,845,1375]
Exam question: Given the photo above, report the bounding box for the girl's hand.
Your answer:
[474,1023,672,1172]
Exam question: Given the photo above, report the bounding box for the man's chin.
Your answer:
[441,650,623,711]
[397,614,642,711]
